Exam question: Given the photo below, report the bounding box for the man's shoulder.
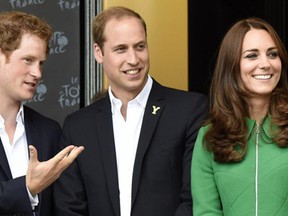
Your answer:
[152,79,205,95]
[64,97,108,122]
[23,105,61,127]
[152,82,207,102]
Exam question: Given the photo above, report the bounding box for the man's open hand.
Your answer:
[26,145,84,196]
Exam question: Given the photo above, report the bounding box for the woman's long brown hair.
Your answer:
[205,17,288,163]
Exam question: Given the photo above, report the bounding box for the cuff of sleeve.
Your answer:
[26,187,39,208]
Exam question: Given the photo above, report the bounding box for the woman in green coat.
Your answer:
[191,17,288,215]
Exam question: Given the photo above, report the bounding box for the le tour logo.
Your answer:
[49,31,69,55]
[9,0,79,11]
[58,76,80,108]
[58,0,79,11]
[23,80,47,104]
[9,0,45,9]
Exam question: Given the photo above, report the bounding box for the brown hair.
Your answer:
[0,11,52,58]
[205,17,288,162]
[92,6,147,51]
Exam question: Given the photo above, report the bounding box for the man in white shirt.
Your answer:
[0,11,84,216]
[54,6,208,216]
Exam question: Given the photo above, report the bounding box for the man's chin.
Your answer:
[20,94,34,102]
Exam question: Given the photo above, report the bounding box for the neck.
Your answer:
[0,103,21,145]
[0,103,20,121]
[247,98,269,123]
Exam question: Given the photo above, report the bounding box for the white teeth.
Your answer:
[25,81,36,87]
[253,74,272,80]
[126,69,139,75]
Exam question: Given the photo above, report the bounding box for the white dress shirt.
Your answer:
[0,104,38,208]
[109,75,152,216]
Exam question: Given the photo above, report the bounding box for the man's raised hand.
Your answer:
[26,145,84,196]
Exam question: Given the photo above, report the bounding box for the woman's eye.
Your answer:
[245,53,257,59]
[268,51,279,59]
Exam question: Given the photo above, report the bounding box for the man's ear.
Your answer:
[93,43,103,64]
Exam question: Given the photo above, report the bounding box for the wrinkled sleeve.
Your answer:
[0,176,33,215]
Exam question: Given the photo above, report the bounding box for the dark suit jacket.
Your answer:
[54,80,208,216]
[0,106,61,216]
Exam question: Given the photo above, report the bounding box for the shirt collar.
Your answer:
[17,104,24,124]
[246,115,271,139]
[108,75,153,115]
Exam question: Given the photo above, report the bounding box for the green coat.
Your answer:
[191,116,288,215]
